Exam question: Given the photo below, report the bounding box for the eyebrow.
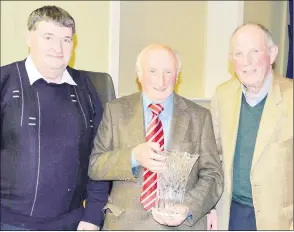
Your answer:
[43,33,55,36]
[43,33,72,39]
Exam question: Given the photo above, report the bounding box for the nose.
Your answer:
[52,39,63,54]
[244,53,252,66]
[157,73,165,87]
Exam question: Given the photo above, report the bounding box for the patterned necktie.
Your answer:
[140,103,164,211]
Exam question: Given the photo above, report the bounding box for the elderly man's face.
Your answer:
[138,47,178,102]
[27,21,73,72]
[230,25,277,90]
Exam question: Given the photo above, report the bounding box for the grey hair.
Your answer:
[27,5,75,34]
[230,23,276,50]
[136,44,182,76]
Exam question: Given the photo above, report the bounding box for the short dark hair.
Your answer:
[27,5,75,34]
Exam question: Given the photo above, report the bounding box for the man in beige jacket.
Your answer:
[210,23,293,230]
[88,44,223,230]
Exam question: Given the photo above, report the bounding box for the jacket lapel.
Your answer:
[125,93,146,180]
[251,74,283,171]
[126,93,146,148]
[167,93,189,151]
[224,79,242,191]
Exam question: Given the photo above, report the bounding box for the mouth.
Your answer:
[49,55,64,59]
[243,69,257,74]
[153,87,167,92]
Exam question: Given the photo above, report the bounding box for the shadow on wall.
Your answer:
[136,77,142,91]
[228,59,235,78]
[174,72,182,93]
[69,33,78,68]
[135,72,183,93]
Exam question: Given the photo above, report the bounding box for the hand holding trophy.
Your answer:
[151,150,199,227]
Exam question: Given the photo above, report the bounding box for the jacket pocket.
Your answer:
[104,202,126,217]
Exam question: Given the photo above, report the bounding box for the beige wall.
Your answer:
[243,1,289,76]
[0,1,110,72]
[2,1,289,99]
[118,1,208,98]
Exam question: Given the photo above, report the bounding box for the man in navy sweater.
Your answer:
[0,5,110,230]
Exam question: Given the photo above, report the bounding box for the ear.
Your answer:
[228,52,233,62]
[136,65,142,81]
[175,72,179,82]
[26,30,32,48]
[269,45,278,65]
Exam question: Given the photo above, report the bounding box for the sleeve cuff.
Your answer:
[188,211,193,220]
[131,151,140,168]
[81,204,105,227]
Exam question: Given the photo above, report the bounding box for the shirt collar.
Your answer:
[241,71,273,107]
[142,92,174,115]
[25,54,77,86]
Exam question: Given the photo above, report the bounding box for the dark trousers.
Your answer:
[229,200,257,230]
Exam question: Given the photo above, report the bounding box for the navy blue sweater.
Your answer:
[0,60,110,230]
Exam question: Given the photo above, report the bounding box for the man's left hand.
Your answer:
[151,204,189,227]
[77,221,100,231]
[207,209,218,230]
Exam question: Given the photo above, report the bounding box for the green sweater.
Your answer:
[232,94,267,207]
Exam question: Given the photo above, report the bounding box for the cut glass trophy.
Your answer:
[153,150,199,219]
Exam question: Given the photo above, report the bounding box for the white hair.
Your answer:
[230,23,276,53]
[136,44,182,77]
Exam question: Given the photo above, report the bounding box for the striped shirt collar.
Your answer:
[25,54,77,86]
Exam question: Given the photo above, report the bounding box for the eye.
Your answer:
[44,36,53,41]
[149,69,156,73]
[235,52,242,56]
[64,38,72,43]
[252,49,259,53]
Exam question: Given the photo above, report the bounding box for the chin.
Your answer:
[155,93,172,102]
[241,79,263,89]
[47,62,65,69]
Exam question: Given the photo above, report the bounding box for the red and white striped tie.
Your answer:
[140,103,164,211]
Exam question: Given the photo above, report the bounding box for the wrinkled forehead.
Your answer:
[231,26,268,51]
[143,47,177,69]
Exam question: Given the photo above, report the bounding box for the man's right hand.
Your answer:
[133,142,167,173]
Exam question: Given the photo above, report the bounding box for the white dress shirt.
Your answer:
[25,54,77,86]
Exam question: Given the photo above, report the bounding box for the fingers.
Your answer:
[162,214,186,227]
[149,166,167,173]
[152,208,182,226]
[148,159,167,173]
[148,142,161,151]
[152,208,165,225]
[206,210,218,230]
[212,222,218,230]
[152,205,189,227]
[207,218,212,230]
[150,152,166,162]
[133,142,168,172]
